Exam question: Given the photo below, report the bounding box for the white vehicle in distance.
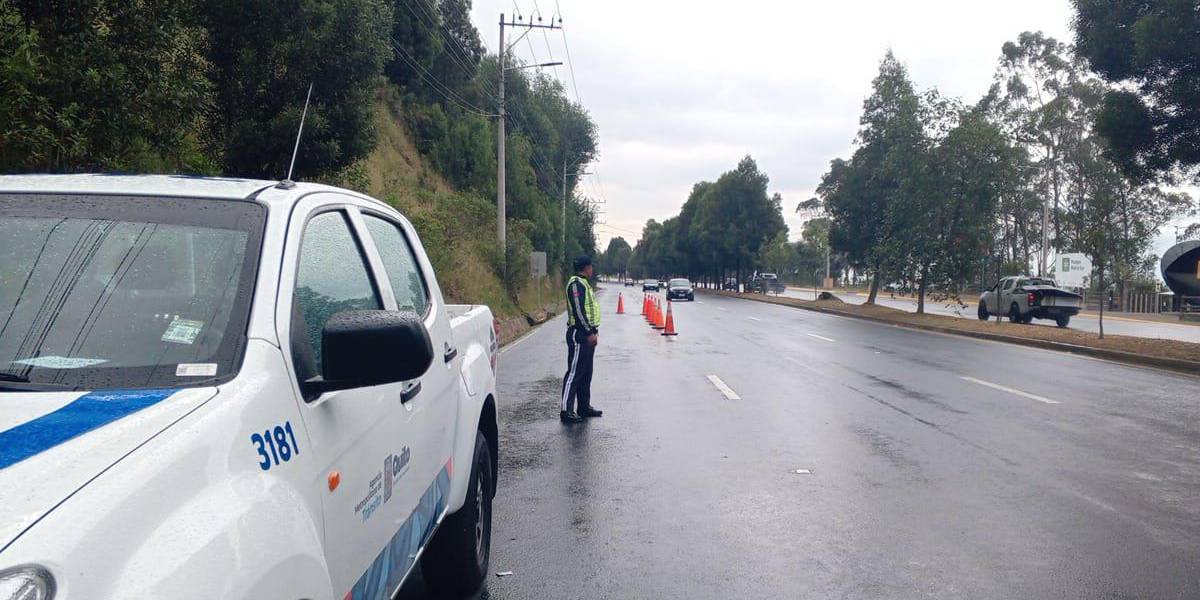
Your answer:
[0,175,500,600]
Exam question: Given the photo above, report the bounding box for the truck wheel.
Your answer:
[421,431,493,598]
[977,302,989,320]
[1008,303,1022,324]
[1055,316,1070,328]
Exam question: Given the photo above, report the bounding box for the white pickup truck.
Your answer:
[978,275,1082,328]
[0,175,499,600]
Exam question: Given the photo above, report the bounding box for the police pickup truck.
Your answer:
[978,275,1082,328]
[0,175,500,600]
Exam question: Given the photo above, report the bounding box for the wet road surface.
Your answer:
[402,287,1200,599]
[779,287,1200,343]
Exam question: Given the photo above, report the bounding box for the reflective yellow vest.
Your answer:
[565,275,600,329]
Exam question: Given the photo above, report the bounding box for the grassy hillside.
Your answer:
[331,86,561,321]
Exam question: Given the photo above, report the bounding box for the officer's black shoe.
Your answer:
[580,407,603,418]
[560,410,584,424]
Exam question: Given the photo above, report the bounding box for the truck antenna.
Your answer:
[277,83,313,189]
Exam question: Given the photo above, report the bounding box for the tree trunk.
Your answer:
[867,266,882,305]
[1097,260,1105,339]
[916,261,928,314]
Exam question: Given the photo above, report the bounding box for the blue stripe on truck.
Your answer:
[346,462,451,600]
[0,388,177,470]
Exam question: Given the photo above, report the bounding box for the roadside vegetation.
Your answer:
[608,1,1199,341]
[0,0,599,319]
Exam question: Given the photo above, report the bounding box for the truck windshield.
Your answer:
[669,279,689,287]
[0,194,265,390]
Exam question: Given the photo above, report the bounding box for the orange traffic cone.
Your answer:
[652,298,666,330]
[641,293,649,316]
[617,293,625,314]
[661,300,678,336]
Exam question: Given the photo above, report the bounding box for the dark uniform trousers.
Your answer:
[560,327,594,414]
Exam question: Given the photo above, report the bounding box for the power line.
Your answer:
[596,223,641,236]
[392,41,496,117]
[554,0,583,105]
[405,0,499,99]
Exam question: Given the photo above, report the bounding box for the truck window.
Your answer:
[361,214,430,316]
[292,211,382,375]
[0,195,264,389]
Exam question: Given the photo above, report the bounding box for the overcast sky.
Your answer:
[469,0,1191,256]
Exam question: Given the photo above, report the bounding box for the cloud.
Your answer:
[471,0,1078,247]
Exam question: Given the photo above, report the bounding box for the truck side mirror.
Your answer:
[317,310,434,391]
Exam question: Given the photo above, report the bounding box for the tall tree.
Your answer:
[1074,0,1200,180]
[199,0,392,179]
[0,0,213,173]
[823,51,925,304]
[994,32,1097,274]
[602,236,633,278]
[692,156,787,283]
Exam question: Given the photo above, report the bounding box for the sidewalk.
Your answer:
[783,286,1199,328]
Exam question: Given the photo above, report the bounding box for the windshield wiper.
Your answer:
[0,372,77,391]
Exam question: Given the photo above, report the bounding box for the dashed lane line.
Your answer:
[960,376,1060,405]
[806,333,835,342]
[747,316,761,321]
[706,375,741,400]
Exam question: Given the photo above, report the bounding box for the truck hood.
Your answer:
[0,386,217,551]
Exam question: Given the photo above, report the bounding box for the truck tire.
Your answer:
[1055,315,1070,328]
[421,431,493,598]
[1008,303,1022,324]
[977,301,989,320]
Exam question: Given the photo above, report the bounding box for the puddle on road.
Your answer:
[499,376,561,471]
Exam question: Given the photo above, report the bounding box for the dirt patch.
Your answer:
[708,290,1200,372]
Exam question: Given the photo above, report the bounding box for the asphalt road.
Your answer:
[780,287,1200,343]
[402,286,1200,599]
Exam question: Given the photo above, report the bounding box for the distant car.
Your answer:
[666,278,694,301]
[978,275,1082,327]
[642,280,659,292]
[748,273,786,294]
[657,280,667,290]
[722,277,739,291]
[624,280,635,287]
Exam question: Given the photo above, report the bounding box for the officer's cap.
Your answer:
[573,255,593,272]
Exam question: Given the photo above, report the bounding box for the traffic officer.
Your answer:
[560,255,602,424]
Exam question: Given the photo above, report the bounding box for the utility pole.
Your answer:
[497,15,505,258]
[496,12,561,270]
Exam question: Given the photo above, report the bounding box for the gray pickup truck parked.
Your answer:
[978,276,1082,327]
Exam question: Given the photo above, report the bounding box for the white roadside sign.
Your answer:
[1052,252,1092,288]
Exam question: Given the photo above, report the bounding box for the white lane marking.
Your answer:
[747,316,761,321]
[960,376,1060,404]
[806,333,835,342]
[717,306,729,311]
[706,375,741,400]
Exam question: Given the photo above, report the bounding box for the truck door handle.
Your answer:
[401,381,421,403]
[443,346,458,363]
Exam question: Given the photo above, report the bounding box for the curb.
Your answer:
[704,290,1200,376]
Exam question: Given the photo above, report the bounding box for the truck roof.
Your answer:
[0,174,378,209]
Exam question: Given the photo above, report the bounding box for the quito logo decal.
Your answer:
[383,446,411,503]
[356,447,412,523]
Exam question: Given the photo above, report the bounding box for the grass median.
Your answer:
[708,290,1200,373]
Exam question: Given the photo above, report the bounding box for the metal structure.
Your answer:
[1161,240,1200,311]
